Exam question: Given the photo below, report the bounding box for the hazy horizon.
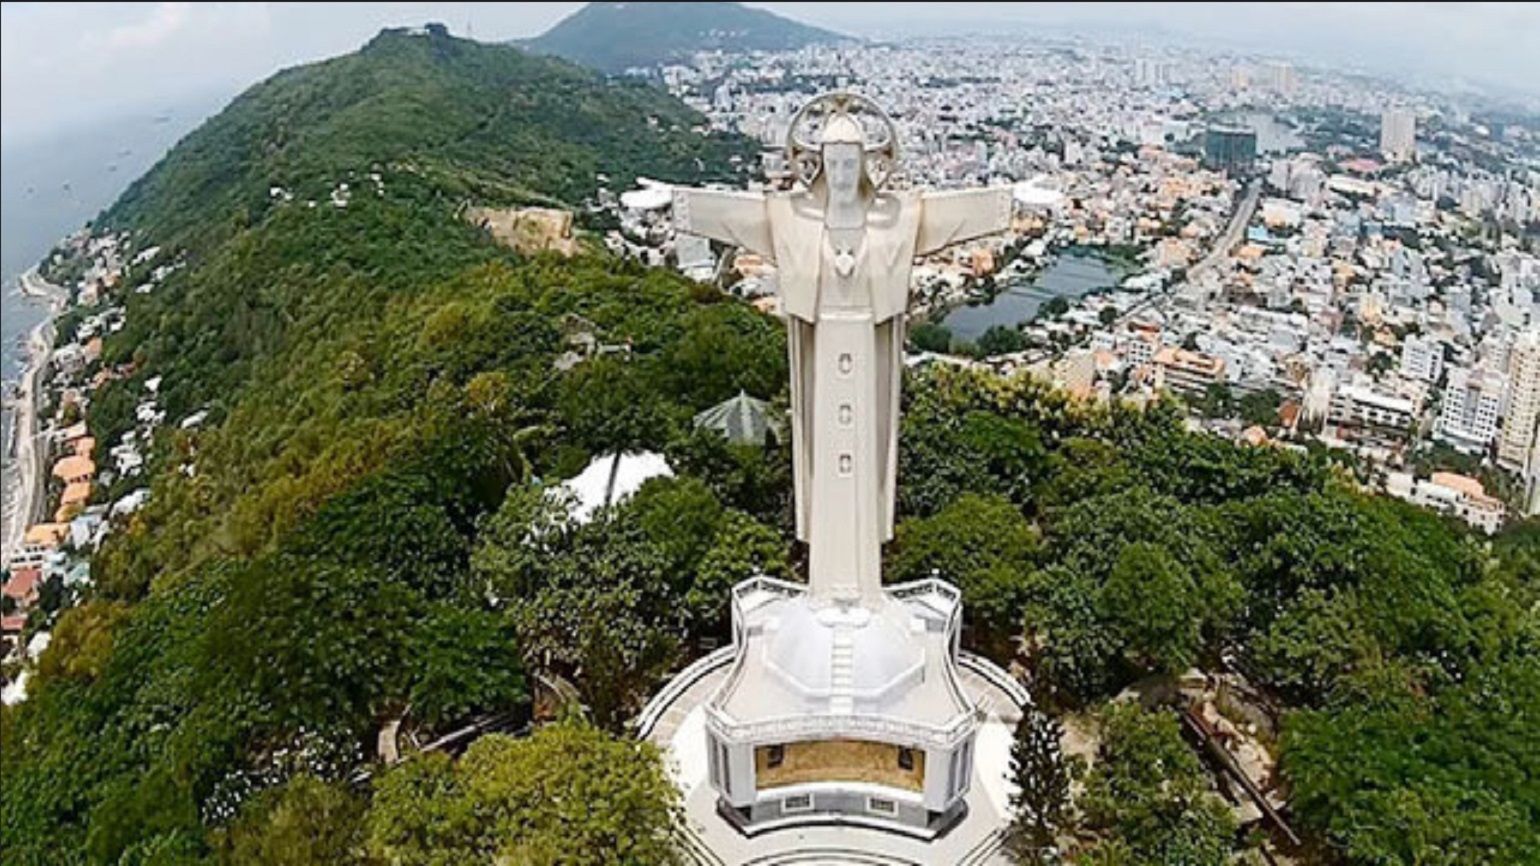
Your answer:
[2,2,1538,149]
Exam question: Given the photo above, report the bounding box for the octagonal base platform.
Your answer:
[640,650,1026,865]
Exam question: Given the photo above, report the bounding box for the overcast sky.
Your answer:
[3,2,1538,147]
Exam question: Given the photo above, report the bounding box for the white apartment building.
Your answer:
[1154,346,1227,396]
[1437,366,1506,452]
[1330,382,1417,446]
[1029,347,1097,400]
[1254,61,1296,96]
[1120,326,1161,368]
[1380,108,1416,163]
[1386,471,1506,535]
[1498,330,1540,471]
[1400,334,1444,383]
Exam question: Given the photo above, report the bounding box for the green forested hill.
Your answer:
[103,23,750,253]
[4,27,780,864]
[520,2,845,74]
[85,24,755,473]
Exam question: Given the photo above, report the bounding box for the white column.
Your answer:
[724,740,757,807]
[806,310,883,606]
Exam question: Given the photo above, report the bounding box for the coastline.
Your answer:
[1,267,68,567]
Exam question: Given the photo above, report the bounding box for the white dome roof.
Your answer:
[1013,175,1065,207]
[764,599,922,705]
[621,178,673,211]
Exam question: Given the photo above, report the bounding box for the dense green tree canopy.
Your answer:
[889,493,1040,649]
[366,722,682,866]
[1077,703,1237,865]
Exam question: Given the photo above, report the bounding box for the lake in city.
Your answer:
[1234,111,1305,154]
[939,251,1125,342]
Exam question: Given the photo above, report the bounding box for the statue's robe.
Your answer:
[674,185,1012,604]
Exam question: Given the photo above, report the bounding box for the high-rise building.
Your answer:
[1438,366,1507,453]
[1133,58,1169,88]
[1380,107,1416,163]
[1260,61,1296,96]
[1527,434,1540,517]
[1203,126,1257,174]
[1499,329,1540,471]
[1268,159,1291,193]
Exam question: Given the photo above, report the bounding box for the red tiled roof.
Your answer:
[3,566,41,602]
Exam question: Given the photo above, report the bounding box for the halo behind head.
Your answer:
[786,92,899,190]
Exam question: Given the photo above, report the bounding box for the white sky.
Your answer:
[2,2,1537,147]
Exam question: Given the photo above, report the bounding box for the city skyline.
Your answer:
[3,2,1538,147]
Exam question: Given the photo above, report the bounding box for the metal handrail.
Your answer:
[703,702,978,749]
[887,577,961,604]
[958,651,1031,709]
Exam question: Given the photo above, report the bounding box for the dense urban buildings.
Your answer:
[619,31,1540,531]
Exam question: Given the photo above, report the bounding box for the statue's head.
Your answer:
[821,113,866,204]
[787,92,898,201]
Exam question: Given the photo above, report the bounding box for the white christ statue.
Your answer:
[672,92,1012,607]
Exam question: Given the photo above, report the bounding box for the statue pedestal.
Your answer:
[637,607,1027,862]
[700,576,981,835]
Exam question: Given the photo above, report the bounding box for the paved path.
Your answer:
[2,269,66,566]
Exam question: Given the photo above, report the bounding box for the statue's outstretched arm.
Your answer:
[671,188,774,257]
[916,187,1014,255]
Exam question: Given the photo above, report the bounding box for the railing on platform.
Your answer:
[703,703,978,749]
[634,645,737,740]
[959,651,1031,709]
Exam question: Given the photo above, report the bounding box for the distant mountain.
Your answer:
[519,2,847,73]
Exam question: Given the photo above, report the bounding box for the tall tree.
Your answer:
[1005,707,1073,864]
[217,775,366,866]
[1077,703,1236,866]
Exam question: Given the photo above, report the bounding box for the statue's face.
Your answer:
[823,142,863,200]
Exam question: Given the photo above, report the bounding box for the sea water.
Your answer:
[1,99,214,464]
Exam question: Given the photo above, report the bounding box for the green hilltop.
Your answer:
[8,28,783,860]
[519,2,847,74]
[104,23,751,253]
